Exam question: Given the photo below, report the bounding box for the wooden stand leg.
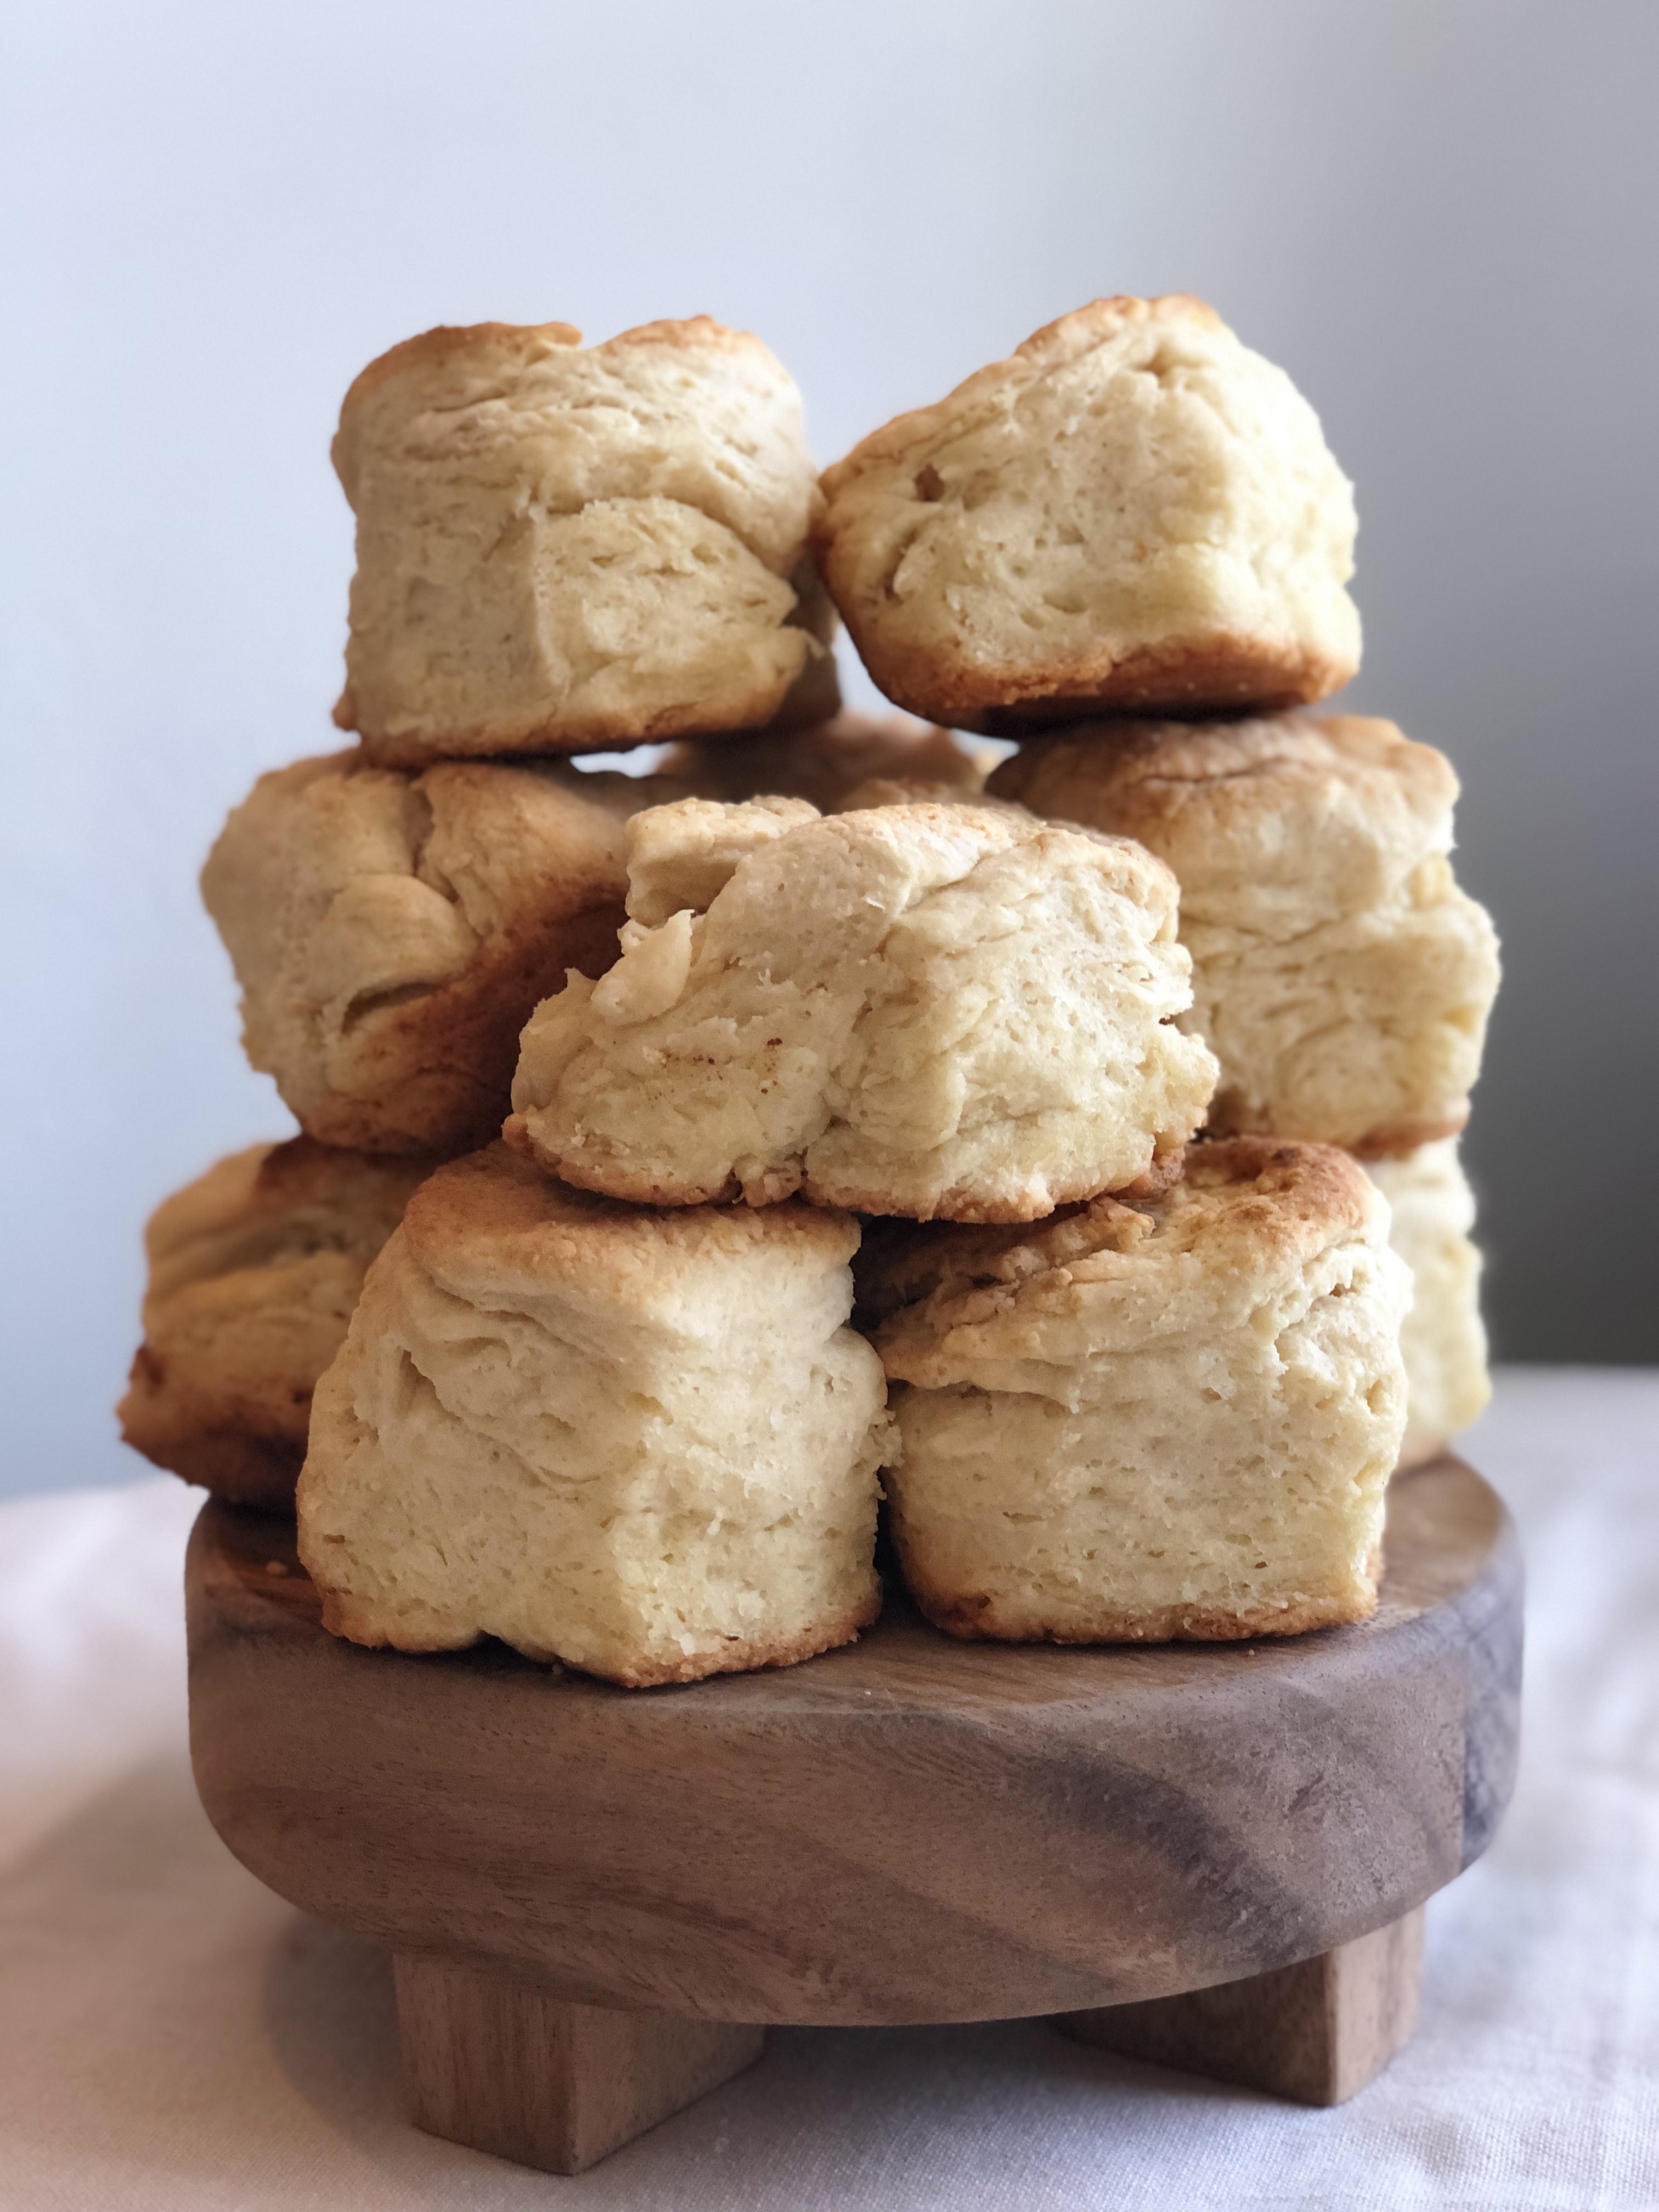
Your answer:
[393,1954,765,2174]
[1054,1906,1424,2107]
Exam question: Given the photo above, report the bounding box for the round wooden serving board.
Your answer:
[187,1453,1520,2032]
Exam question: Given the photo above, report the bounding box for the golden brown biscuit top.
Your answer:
[143,1138,441,1305]
[659,712,986,812]
[201,747,675,983]
[820,295,1223,495]
[403,1144,861,1306]
[608,793,1184,945]
[337,319,583,414]
[862,1136,1379,1351]
[334,313,802,495]
[331,315,820,617]
[990,715,1458,928]
[338,313,776,418]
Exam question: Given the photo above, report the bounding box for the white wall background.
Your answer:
[3,0,1655,1496]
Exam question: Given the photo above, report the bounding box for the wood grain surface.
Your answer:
[186,1454,1521,2028]
[393,1955,764,2172]
[1057,1904,1424,2104]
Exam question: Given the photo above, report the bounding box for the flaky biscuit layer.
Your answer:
[332,317,832,759]
[201,750,696,1153]
[508,797,1217,1221]
[1365,1139,1491,1468]
[660,710,988,811]
[815,296,1358,729]
[991,715,1500,1153]
[297,1146,891,1686]
[863,1136,1408,1643]
[118,1138,436,1508]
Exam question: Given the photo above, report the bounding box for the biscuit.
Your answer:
[863,1137,1409,1644]
[659,710,988,811]
[507,797,1218,1220]
[991,715,1500,1154]
[118,1139,435,1509]
[1365,1140,1491,1468]
[201,750,692,1153]
[815,296,1358,731]
[331,317,832,761]
[833,778,1030,818]
[297,1144,892,1688]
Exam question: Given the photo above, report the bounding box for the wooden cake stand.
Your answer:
[186,1454,1521,2175]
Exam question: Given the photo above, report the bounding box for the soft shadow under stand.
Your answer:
[185,1454,1521,2176]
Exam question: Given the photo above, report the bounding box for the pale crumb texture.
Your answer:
[508,798,1218,1221]
[296,1145,892,1688]
[201,749,697,1153]
[625,795,821,927]
[660,710,989,811]
[815,296,1359,730]
[117,1139,437,1509]
[1365,1139,1491,1468]
[991,714,1500,1153]
[864,1136,1408,1643]
[331,317,831,759]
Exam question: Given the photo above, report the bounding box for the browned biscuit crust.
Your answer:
[317,1577,882,1689]
[407,1138,863,1286]
[350,690,773,767]
[1343,1113,1471,1160]
[300,894,628,1152]
[986,712,1459,841]
[334,315,827,761]
[866,635,1353,738]
[796,1133,1193,1227]
[991,716,1498,1155]
[116,1376,306,1512]
[201,753,678,1156]
[507,798,1216,1222]
[297,1145,891,1686]
[118,1137,439,1510]
[815,295,1358,730]
[900,1469,1389,1646]
[867,1135,1404,1647]
[503,1124,1187,1223]
[497,1113,736,1207]
[660,710,983,810]
[898,1553,1379,1645]
[859,1135,1376,1342]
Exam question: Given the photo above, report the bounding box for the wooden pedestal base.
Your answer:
[393,1956,764,2175]
[1056,1905,1424,2106]
[187,1457,1520,2176]
[387,1910,1424,2173]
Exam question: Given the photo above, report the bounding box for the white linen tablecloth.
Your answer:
[3,1368,1655,2210]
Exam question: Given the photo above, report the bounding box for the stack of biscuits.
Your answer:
[121,296,1500,1689]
